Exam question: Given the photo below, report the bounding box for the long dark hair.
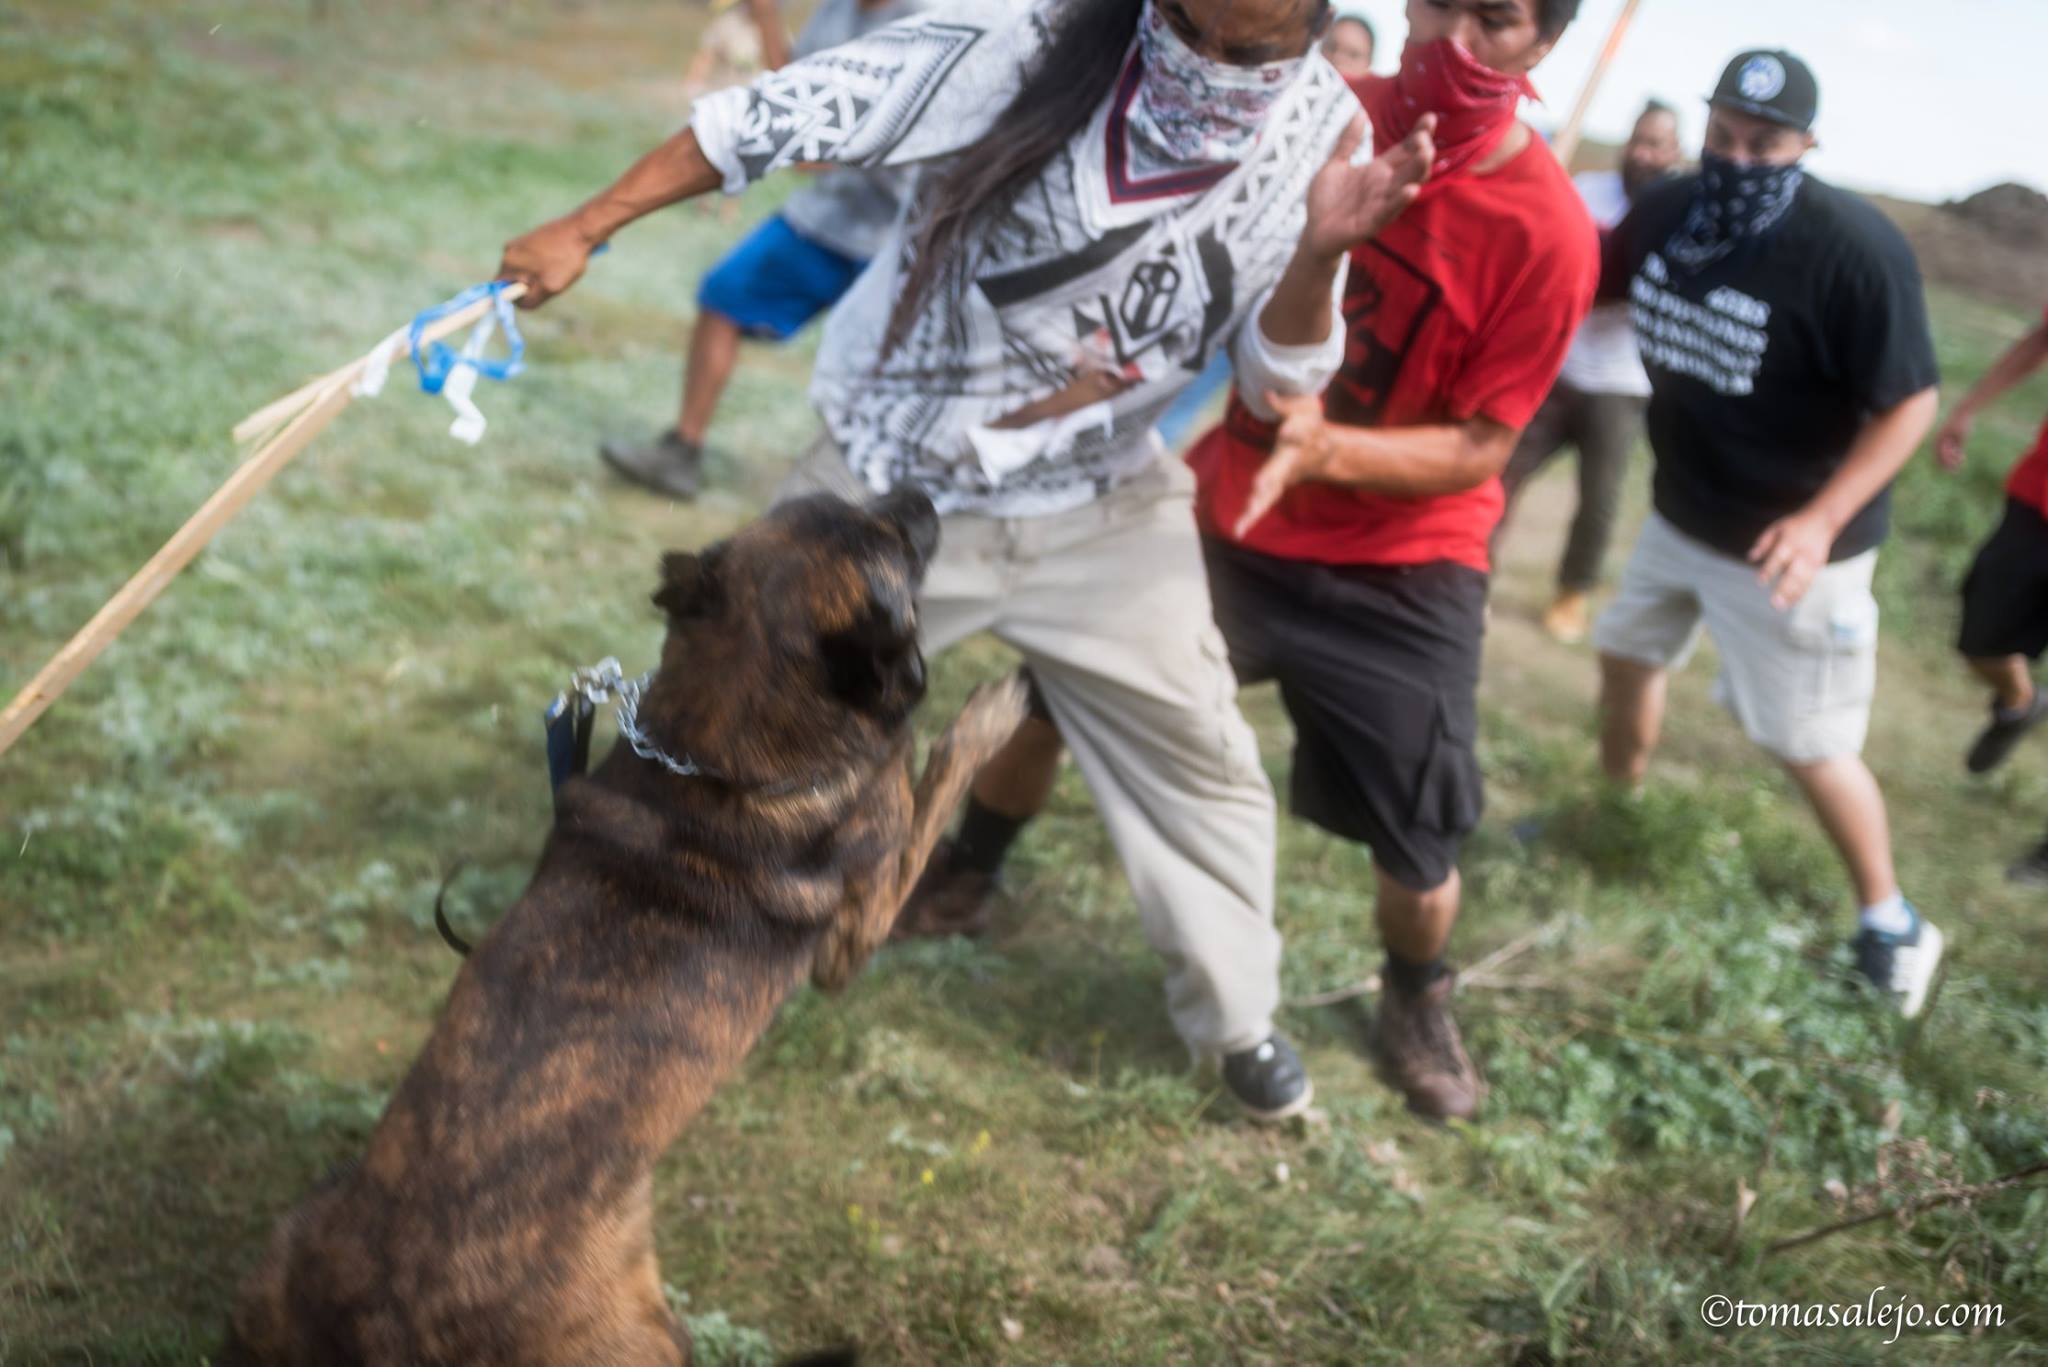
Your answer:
[880,0,1144,358]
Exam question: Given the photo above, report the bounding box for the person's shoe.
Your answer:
[2007,838,2048,887]
[1851,903,1945,1019]
[1373,972,1484,1122]
[599,430,704,500]
[1965,688,2048,774]
[891,837,1004,941]
[1541,590,1591,645]
[1220,1034,1314,1123]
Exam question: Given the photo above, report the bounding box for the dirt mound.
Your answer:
[1873,182,2048,309]
[1946,182,2048,251]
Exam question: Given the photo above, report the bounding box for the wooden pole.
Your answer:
[230,283,527,444]
[1,281,528,760]
[1551,0,1645,171]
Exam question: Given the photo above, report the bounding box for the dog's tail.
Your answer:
[433,859,474,957]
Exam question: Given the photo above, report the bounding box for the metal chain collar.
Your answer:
[568,657,822,797]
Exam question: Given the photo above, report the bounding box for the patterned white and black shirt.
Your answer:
[692,0,1359,517]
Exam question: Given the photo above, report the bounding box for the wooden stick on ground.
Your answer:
[1762,1160,2048,1258]
[0,281,528,760]
[1287,921,1560,1008]
[1550,0,1646,171]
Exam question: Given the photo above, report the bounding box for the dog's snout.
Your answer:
[875,487,940,571]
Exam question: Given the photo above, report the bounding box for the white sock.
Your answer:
[1859,893,1914,936]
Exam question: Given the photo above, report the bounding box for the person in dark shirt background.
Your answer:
[1496,98,1683,644]
[1593,50,1945,1016]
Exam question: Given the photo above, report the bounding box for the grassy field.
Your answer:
[3,2,2046,1361]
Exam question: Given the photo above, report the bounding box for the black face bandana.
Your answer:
[1664,150,1805,273]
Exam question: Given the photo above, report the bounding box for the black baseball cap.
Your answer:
[1708,50,1819,132]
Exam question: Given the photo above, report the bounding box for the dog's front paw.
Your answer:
[947,672,1031,766]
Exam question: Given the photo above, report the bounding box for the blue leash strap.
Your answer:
[408,280,525,396]
[542,691,597,801]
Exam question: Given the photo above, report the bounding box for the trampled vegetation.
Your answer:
[2,2,2044,1361]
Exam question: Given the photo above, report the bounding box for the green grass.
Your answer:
[2,2,2045,1361]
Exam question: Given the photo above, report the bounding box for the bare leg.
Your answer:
[1375,866,1460,964]
[1599,652,1667,787]
[1967,653,2035,712]
[968,715,1064,819]
[1781,755,1898,909]
[1371,866,1482,1121]
[677,310,744,446]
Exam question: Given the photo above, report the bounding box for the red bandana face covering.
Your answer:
[1361,38,1538,181]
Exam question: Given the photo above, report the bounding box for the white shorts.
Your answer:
[1594,512,1880,763]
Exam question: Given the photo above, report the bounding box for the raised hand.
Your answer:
[1300,113,1435,262]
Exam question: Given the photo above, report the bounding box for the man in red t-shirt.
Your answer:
[1934,305,2048,877]
[1184,0,1595,1120]
[899,0,1596,1124]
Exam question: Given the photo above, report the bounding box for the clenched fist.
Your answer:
[497,216,599,309]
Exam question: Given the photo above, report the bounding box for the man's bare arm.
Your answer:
[497,130,726,307]
[1936,323,2048,469]
[1231,398,1517,539]
[1299,415,1519,497]
[1257,115,1434,349]
[1749,386,1940,608]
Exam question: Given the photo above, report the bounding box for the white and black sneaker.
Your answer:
[1851,903,1945,1019]
[1220,1034,1313,1123]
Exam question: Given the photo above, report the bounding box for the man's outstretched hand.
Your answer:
[498,216,599,309]
[1300,113,1434,262]
[1233,391,1332,540]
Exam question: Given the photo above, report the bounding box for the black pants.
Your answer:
[1204,538,1487,892]
[1960,496,2048,659]
[1496,381,1648,593]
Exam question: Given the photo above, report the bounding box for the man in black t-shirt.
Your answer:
[1593,50,1945,1017]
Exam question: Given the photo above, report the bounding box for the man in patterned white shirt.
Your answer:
[499,0,1434,1121]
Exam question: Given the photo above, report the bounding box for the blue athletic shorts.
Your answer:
[696,214,866,341]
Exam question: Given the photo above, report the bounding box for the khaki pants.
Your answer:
[781,440,1280,1056]
[1595,511,1880,763]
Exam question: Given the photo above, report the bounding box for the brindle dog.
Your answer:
[224,488,1026,1365]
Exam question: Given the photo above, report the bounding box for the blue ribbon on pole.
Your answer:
[408,280,525,396]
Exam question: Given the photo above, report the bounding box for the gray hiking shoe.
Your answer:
[599,430,704,499]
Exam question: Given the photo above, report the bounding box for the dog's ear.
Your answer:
[819,562,923,715]
[862,558,916,643]
[652,549,720,619]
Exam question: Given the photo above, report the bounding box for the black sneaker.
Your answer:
[2007,838,2048,888]
[599,430,704,499]
[1220,1034,1313,1123]
[1850,902,1945,1019]
[891,836,1006,941]
[1966,689,2047,774]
